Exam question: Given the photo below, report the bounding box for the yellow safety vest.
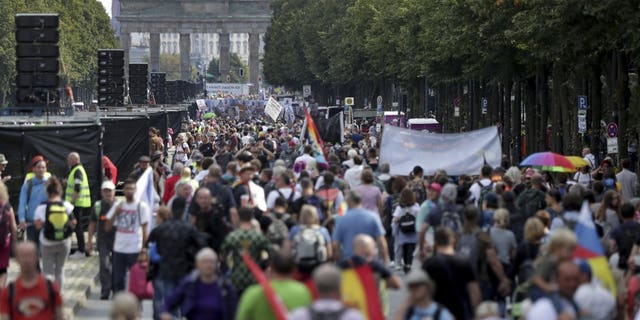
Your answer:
[24,171,51,182]
[65,165,91,208]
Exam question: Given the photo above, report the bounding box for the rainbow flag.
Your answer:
[573,201,616,294]
[340,263,385,320]
[242,252,288,320]
[304,108,328,164]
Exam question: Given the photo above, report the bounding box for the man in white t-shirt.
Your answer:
[468,165,494,207]
[527,261,581,319]
[106,179,150,295]
[266,172,300,209]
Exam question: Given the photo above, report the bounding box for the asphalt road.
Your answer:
[76,271,409,319]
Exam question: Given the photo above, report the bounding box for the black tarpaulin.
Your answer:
[315,112,343,144]
[102,117,149,181]
[0,124,103,206]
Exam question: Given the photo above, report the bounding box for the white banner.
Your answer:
[265,97,283,122]
[205,83,249,96]
[379,126,502,176]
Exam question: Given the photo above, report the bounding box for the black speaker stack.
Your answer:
[150,72,166,104]
[15,14,61,108]
[128,64,148,104]
[97,49,124,107]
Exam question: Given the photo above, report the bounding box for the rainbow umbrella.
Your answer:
[520,152,576,172]
[565,156,589,168]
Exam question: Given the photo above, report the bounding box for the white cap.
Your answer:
[101,181,116,190]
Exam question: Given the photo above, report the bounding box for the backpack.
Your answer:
[276,189,297,214]
[476,181,494,206]
[548,292,580,316]
[8,278,55,319]
[398,207,417,234]
[439,204,462,234]
[316,187,340,219]
[404,303,443,320]
[309,306,348,320]
[293,226,327,270]
[457,230,480,263]
[43,201,73,241]
[409,179,427,204]
[266,212,290,248]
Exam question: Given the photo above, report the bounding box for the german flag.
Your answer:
[340,264,385,320]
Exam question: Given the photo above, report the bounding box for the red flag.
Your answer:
[241,251,288,320]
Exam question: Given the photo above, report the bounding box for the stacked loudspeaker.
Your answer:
[129,64,148,104]
[150,72,166,104]
[97,49,124,106]
[15,14,61,107]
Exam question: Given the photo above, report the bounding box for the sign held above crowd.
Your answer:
[379,126,502,176]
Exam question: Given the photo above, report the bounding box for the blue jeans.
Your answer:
[153,277,180,320]
[112,252,138,294]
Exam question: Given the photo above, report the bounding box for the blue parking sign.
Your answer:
[578,95,587,110]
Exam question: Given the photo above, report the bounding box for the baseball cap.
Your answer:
[288,140,296,147]
[0,154,7,165]
[428,183,442,193]
[30,155,46,168]
[101,180,116,190]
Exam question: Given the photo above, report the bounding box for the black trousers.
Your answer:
[74,207,91,253]
[402,243,416,270]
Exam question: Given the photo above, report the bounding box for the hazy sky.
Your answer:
[99,0,112,17]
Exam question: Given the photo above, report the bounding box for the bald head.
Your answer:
[353,234,376,260]
[67,152,80,167]
[313,263,342,297]
[196,247,217,263]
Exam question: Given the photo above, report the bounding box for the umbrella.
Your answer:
[202,112,216,120]
[565,156,589,168]
[520,152,576,172]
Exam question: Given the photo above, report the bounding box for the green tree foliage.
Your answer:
[264,0,640,161]
[207,53,249,83]
[0,0,117,105]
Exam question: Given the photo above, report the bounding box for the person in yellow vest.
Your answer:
[65,152,91,258]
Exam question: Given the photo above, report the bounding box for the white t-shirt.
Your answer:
[34,201,74,246]
[469,178,492,206]
[175,142,189,162]
[266,187,301,209]
[106,200,150,254]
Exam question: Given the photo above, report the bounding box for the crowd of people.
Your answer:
[0,109,639,320]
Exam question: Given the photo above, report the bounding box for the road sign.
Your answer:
[226,74,230,82]
[607,137,619,154]
[303,85,311,97]
[454,106,460,117]
[376,95,383,107]
[481,97,488,115]
[258,75,262,82]
[345,97,355,106]
[453,97,461,108]
[607,122,618,138]
[578,95,587,110]
[578,115,587,134]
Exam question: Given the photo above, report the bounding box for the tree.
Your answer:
[207,53,248,83]
[0,0,117,106]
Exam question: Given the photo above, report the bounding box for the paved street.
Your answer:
[76,271,409,319]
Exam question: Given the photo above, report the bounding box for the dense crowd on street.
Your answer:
[0,107,639,320]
